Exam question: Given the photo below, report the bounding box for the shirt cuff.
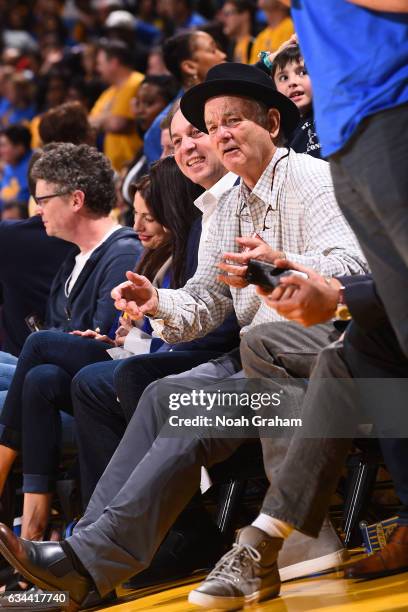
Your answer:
[152,288,176,320]
[149,318,166,339]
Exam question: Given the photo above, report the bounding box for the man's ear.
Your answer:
[72,190,85,211]
[267,108,281,139]
[180,59,198,80]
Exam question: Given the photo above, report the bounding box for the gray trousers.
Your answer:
[68,322,335,594]
[241,322,340,501]
[329,103,408,357]
[68,350,244,594]
[243,335,353,537]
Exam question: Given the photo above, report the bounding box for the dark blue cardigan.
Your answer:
[46,227,142,335]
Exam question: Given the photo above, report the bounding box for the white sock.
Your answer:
[252,513,294,539]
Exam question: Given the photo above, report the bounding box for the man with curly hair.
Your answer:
[26,142,142,333]
[0,142,142,401]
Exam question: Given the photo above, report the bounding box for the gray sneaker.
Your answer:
[279,517,349,581]
[188,526,282,610]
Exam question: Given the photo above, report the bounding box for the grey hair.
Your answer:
[30,143,116,216]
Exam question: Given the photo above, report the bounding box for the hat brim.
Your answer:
[180,79,300,137]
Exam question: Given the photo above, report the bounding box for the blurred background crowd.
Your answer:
[0,0,294,221]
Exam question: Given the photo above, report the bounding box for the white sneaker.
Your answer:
[278,518,349,581]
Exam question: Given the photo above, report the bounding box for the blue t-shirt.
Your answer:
[0,98,11,118]
[135,20,161,46]
[0,151,32,210]
[5,105,37,125]
[290,0,408,157]
[183,12,207,28]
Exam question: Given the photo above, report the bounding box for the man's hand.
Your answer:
[257,259,342,326]
[217,236,285,288]
[111,271,158,320]
[89,113,106,131]
[114,317,132,347]
[70,329,115,345]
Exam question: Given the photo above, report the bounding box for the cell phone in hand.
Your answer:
[245,259,307,290]
[25,314,44,333]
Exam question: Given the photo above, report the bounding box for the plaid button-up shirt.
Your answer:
[151,147,368,342]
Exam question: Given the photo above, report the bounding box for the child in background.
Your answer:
[271,44,321,158]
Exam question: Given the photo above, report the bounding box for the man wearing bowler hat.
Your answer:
[0,64,366,611]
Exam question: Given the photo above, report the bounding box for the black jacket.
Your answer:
[0,216,74,356]
[340,274,387,332]
[46,227,142,335]
[288,111,322,159]
[339,274,406,372]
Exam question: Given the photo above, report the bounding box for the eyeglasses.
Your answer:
[33,192,71,206]
[235,148,290,234]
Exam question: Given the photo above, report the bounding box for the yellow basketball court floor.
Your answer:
[103,565,408,612]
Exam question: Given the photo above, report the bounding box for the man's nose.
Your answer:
[218,49,227,62]
[215,124,232,141]
[181,135,196,153]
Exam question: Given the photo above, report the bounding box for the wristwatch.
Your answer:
[334,286,352,321]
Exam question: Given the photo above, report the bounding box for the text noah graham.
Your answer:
[168,415,302,428]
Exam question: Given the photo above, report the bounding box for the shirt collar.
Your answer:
[194,171,238,216]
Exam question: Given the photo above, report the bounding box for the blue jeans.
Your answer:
[0,351,18,366]
[0,352,18,411]
[0,364,16,392]
[0,331,111,493]
[0,391,7,412]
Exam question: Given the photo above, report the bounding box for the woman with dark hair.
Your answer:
[0,157,202,585]
[121,75,179,213]
[38,101,95,147]
[144,29,226,164]
[134,75,179,139]
[133,156,201,289]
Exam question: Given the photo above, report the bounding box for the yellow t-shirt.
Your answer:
[30,115,42,150]
[250,17,295,65]
[233,36,254,64]
[91,71,144,172]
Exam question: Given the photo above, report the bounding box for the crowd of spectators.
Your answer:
[0,0,294,226]
[0,0,406,611]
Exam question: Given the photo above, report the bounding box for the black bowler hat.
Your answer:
[180,62,300,137]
